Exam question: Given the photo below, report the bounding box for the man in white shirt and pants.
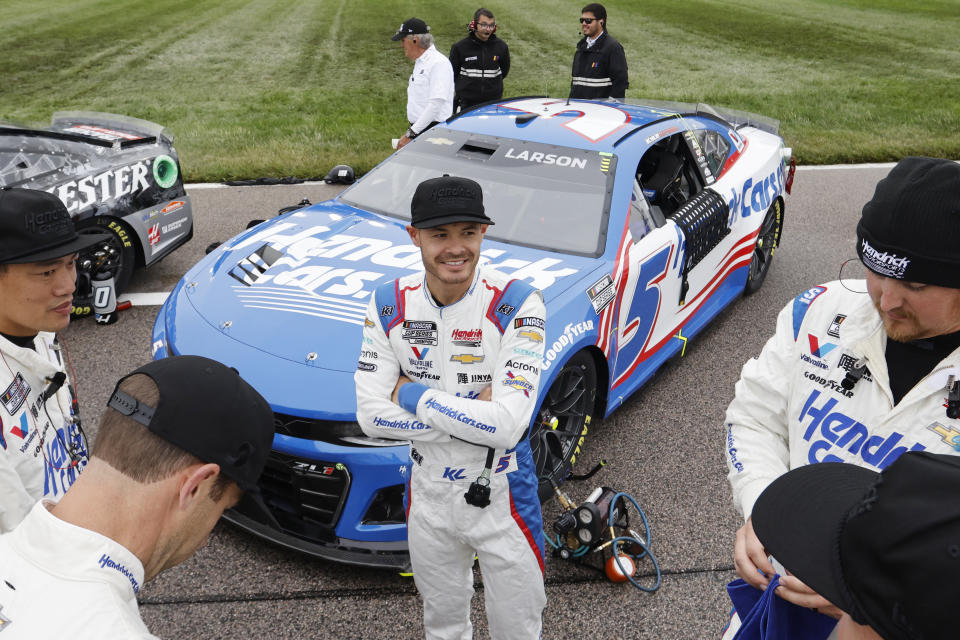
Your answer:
[392,17,454,150]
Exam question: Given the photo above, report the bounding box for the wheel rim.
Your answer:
[78,230,124,281]
[531,360,592,492]
[748,202,780,283]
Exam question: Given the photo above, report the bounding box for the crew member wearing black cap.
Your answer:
[0,355,274,639]
[752,451,960,640]
[355,176,547,639]
[392,17,454,150]
[721,157,960,637]
[0,188,110,532]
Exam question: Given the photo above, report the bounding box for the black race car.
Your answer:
[0,111,193,315]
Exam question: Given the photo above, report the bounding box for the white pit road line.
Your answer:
[122,162,923,306]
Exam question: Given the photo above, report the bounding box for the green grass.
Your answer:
[2,0,958,181]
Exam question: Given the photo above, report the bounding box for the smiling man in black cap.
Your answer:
[0,355,275,638]
[752,451,960,639]
[722,157,960,637]
[0,187,110,532]
[355,176,548,639]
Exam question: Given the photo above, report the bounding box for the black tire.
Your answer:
[744,198,783,295]
[531,351,597,502]
[72,217,136,316]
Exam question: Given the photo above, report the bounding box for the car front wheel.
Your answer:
[530,351,597,502]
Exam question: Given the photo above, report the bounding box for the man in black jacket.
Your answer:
[570,3,628,100]
[449,8,510,111]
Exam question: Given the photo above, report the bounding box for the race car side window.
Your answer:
[629,179,661,241]
[692,129,731,177]
[635,133,701,217]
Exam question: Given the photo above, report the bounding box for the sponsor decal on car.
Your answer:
[148,224,160,246]
[161,217,188,234]
[62,124,141,141]
[47,160,152,215]
[161,200,185,215]
[586,274,615,314]
[503,148,587,169]
[726,165,784,225]
[543,320,594,370]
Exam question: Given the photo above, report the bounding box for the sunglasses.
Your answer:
[579,17,596,24]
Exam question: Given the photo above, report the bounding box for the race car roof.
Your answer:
[445,97,779,152]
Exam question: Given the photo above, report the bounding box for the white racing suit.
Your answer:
[0,501,157,639]
[0,333,87,532]
[722,281,960,639]
[355,265,546,640]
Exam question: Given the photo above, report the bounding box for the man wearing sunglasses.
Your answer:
[0,188,109,532]
[449,8,511,112]
[570,3,628,100]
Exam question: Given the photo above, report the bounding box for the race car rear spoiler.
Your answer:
[0,111,172,150]
[622,99,781,136]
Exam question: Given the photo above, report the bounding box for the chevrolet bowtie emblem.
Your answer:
[451,354,485,364]
[519,330,543,343]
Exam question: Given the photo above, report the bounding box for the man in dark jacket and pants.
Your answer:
[449,8,510,111]
[570,3,628,100]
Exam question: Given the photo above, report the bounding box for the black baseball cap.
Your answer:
[0,187,110,264]
[107,356,275,501]
[391,17,429,40]
[753,452,960,640]
[856,157,960,288]
[410,176,495,229]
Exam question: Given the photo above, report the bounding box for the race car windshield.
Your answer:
[340,131,615,257]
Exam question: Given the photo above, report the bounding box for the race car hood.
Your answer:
[169,200,596,403]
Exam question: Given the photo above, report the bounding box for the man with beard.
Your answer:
[722,157,960,636]
[449,8,510,111]
[355,176,547,639]
[570,3,628,100]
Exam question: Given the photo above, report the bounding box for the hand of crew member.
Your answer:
[392,375,412,404]
[478,386,492,401]
[397,134,413,149]
[775,574,843,620]
[733,517,775,590]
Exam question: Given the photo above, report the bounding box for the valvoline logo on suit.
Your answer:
[807,334,836,358]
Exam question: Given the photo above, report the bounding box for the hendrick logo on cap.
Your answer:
[25,207,71,236]
[861,239,910,278]
[433,184,478,202]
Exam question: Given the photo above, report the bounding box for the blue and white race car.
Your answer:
[152,97,794,568]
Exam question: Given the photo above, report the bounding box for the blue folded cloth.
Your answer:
[726,575,837,640]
